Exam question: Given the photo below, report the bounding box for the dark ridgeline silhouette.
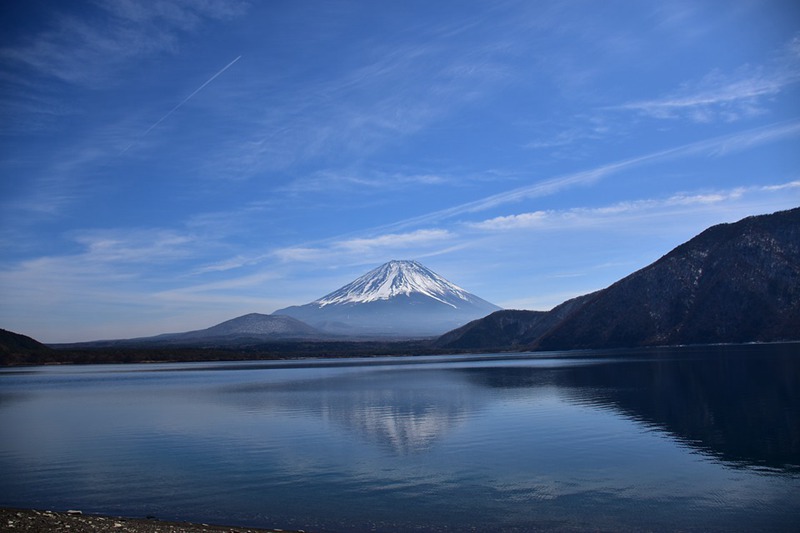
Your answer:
[438,207,800,351]
[0,328,53,362]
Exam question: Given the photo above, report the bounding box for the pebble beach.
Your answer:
[1,509,304,533]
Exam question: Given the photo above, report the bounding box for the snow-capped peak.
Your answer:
[315,260,476,308]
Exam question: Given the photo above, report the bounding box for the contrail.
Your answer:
[123,55,242,152]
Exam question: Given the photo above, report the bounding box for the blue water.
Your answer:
[1,344,798,532]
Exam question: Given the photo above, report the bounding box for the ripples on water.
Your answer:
[0,345,798,532]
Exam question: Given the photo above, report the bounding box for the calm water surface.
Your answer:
[1,344,798,532]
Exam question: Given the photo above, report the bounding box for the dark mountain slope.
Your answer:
[0,328,54,365]
[435,293,595,350]
[0,328,49,353]
[536,208,800,350]
[435,208,800,351]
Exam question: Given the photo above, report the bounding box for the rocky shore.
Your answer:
[1,508,305,533]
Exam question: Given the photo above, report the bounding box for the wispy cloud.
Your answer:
[1,227,207,282]
[278,169,458,196]
[70,228,198,265]
[193,254,268,274]
[375,121,800,232]
[210,33,514,180]
[469,181,800,232]
[337,229,454,254]
[0,1,251,221]
[0,223,243,340]
[0,0,248,145]
[144,119,800,282]
[273,229,455,264]
[0,255,277,342]
[1,1,247,86]
[261,121,800,274]
[614,71,792,122]
[1,141,119,220]
[609,34,800,122]
[153,270,283,303]
[524,118,611,151]
[468,211,548,231]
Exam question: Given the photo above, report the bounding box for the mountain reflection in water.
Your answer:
[220,369,483,454]
[220,344,799,471]
[1,344,798,532]
[457,344,800,472]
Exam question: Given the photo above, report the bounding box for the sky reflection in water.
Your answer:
[0,345,798,532]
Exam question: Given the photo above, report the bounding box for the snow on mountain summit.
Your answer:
[273,260,501,337]
[315,260,474,308]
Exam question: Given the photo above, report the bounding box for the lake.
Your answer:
[1,344,798,532]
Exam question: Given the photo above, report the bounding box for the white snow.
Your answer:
[315,260,475,308]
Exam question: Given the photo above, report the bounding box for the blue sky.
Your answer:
[1,0,799,342]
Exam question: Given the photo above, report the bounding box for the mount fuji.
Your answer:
[273,260,502,337]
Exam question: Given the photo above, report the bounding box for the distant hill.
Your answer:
[0,328,54,365]
[274,260,501,337]
[437,208,800,351]
[0,328,51,354]
[435,293,594,351]
[57,313,327,350]
[157,313,323,344]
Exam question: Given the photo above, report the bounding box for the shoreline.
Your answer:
[5,339,798,368]
[0,508,306,533]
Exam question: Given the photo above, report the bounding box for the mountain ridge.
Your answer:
[434,293,596,351]
[438,208,800,351]
[54,313,327,349]
[4,208,798,363]
[274,260,501,337]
